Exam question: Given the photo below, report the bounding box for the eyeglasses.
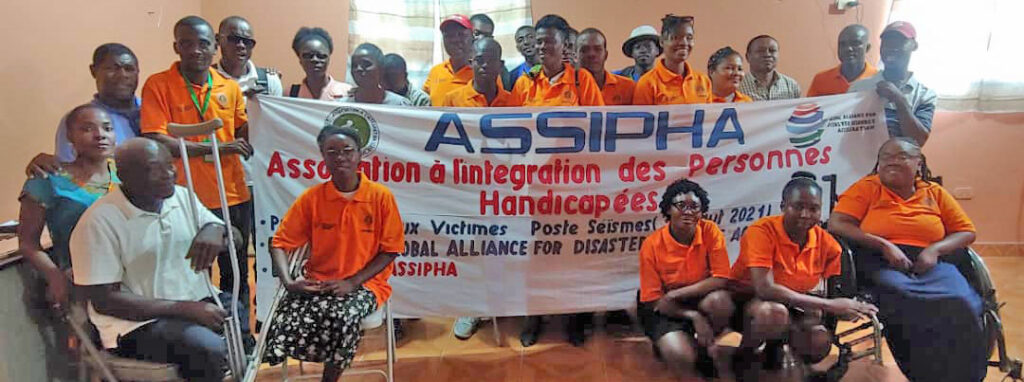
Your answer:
[226,35,256,48]
[672,201,702,212]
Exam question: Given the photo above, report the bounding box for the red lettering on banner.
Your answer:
[686,146,835,177]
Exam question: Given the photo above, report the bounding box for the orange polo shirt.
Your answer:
[599,70,635,106]
[711,90,753,103]
[141,62,249,209]
[632,60,713,105]
[730,215,842,294]
[639,220,732,303]
[441,83,519,107]
[423,60,472,106]
[511,63,605,106]
[806,63,878,97]
[833,175,975,248]
[271,173,405,306]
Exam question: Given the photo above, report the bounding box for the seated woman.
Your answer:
[707,47,753,103]
[19,104,118,311]
[263,124,405,381]
[342,43,412,106]
[827,137,987,382]
[637,178,734,380]
[728,172,877,379]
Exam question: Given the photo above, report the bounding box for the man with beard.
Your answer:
[615,25,661,82]
[738,35,801,100]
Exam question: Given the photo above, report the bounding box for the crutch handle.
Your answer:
[168,118,224,138]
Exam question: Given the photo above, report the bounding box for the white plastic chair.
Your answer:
[281,301,396,382]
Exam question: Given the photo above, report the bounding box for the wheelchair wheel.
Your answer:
[984,309,1000,359]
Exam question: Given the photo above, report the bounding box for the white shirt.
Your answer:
[216,60,283,186]
[338,90,413,106]
[70,185,222,349]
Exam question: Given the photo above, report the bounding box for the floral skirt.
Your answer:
[262,287,377,368]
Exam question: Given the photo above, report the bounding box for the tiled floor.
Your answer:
[246,256,1024,382]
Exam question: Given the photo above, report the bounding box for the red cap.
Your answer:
[881,21,916,40]
[440,14,472,31]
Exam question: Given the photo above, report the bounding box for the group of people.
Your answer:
[14,8,981,382]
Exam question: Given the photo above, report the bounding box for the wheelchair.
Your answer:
[820,238,1023,382]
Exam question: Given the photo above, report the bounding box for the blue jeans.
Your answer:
[115,317,227,382]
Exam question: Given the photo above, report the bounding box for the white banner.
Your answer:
[249,93,888,320]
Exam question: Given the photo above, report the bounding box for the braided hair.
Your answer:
[870,137,938,183]
[782,171,822,202]
[707,46,741,73]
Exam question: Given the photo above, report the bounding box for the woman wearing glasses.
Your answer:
[288,27,352,100]
[637,178,734,380]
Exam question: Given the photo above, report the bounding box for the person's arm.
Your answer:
[17,196,69,307]
[665,277,729,302]
[84,283,228,331]
[876,81,930,145]
[827,212,889,252]
[750,267,876,319]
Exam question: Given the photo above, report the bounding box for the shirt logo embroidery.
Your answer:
[364,215,373,225]
[319,223,335,230]
[216,93,229,107]
[563,90,573,101]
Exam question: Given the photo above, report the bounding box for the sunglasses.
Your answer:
[226,35,256,48]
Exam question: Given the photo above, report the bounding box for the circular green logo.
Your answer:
[324,106,379,154]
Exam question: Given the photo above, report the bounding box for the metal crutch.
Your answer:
[166,118,248,378]
[241,245,310,382]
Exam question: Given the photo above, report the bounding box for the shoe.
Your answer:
[520,316,542,347]
[453,317,481,340]
[566,315,586,347]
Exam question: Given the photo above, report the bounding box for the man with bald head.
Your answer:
[71,138,241,382]
[215,16,282,97]
[807,24,877,96]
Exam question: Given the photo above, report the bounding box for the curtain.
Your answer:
[349,0,532,89]
[889,0,1024,112]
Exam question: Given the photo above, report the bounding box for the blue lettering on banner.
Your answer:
[424,110,745,154]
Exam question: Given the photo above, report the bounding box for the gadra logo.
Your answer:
[325,106,380,155]
[786,103,826,148]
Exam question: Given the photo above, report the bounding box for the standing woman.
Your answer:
[289,27,353,100]
[828,137,987,381]
[632,15,713,105]
[19,104,119,310]
[263,124,405,382]
[342,43,413,106]
[708,47,752,103]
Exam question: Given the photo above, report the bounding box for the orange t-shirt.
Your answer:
[599,70,635,106]
[632,59,713,105]
[806,63,878,97]
[730,216,842,294]
[141,62,249,209]
[511,63,606,107]
[271,173,405,306]
[711,90,753,103]
[424,60,472,106]
[639,220,732,303]
[833,175,975,248]
[441,83,519,107]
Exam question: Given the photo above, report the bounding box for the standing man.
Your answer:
[444,37,519,340]
[382,53,431,106]
[508,25,539,87]
[214,16,283,97]
[470,13,513,91]
[807,24,877,97]
[614,25,661,82]
[423,14,475,106]
[739,35,802,100]
[511,15,604,108]
[577,28,635,105]
[849,22,936,145]
[140,15,255,346]
[564,27,579,67]
[26,43,142,177]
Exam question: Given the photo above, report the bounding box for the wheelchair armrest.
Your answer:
[827,235,859,300]
[943,247,997,303]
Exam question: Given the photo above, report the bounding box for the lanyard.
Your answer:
[180,68,213,121]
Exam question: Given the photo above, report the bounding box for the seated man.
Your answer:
[728,172,877,380]
[70,138,241,382]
